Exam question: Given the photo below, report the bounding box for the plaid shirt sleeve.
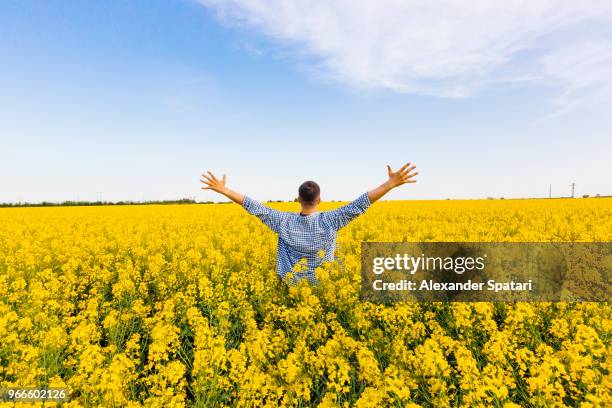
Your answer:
[242,196,286,233]
[322,192,371,230]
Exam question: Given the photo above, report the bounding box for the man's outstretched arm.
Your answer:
[367,162,418,203]
[201,171,286,232]
[323,162,418,230]
[200,171,244,204]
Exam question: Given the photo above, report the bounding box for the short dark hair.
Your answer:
[298,181,320,204]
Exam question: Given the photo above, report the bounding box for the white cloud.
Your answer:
[542,40,612,112]
[199,0,612,106]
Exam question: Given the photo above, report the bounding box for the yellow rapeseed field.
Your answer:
[1,198,611,407]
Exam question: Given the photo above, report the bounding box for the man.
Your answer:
[200,163,418,283]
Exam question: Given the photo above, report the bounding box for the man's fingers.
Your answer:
[400,165,417,176]
[387,165,392,176]
[201,174,213,182]
[207,171,218,181]
[400,175,417,183]
[400,171,418,182]
[222,174,227,184]
[399,162,412,172]
[200,180,216,190]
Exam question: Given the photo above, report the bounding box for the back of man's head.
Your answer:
[298,181,320,205]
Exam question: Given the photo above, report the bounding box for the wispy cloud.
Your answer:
[199,0,612,108]
[541,40,612,114]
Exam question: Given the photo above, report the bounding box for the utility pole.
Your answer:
[571,182,575,198]
[549,184,551,199]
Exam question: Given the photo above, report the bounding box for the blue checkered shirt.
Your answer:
[242,193,371,284]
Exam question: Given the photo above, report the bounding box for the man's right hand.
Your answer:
[368,162,418,203]
[386,163,418,188]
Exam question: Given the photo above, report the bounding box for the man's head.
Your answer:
[298,180,320,207]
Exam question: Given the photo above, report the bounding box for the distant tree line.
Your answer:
[0,198,207,208]
[0,198,305,208]
[2,195,608,208]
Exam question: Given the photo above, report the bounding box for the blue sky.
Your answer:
[1,0,611,202]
